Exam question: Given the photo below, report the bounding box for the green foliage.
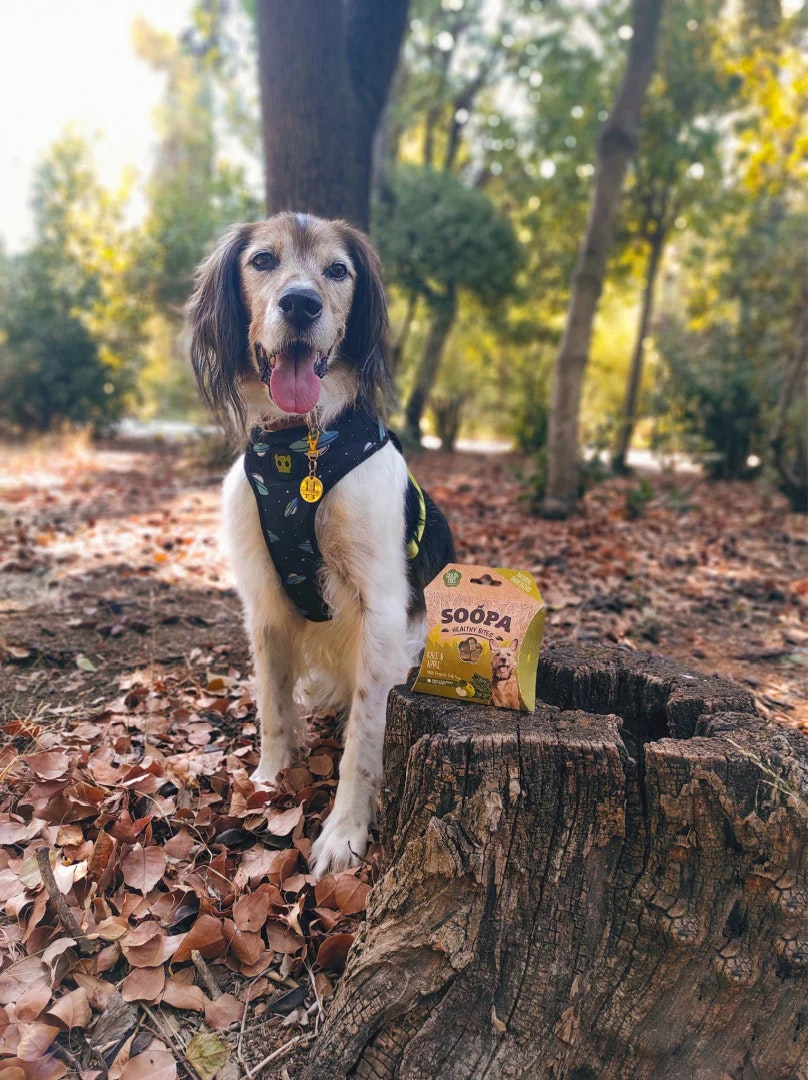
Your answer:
[133,13,261,316]
[624,477,654,520]
[131,2,262,418]
[0,135,145,432]
[511,367,550,455]
[653,205,806,481]
[375,166,519,306]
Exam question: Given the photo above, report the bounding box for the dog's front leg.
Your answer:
[250,617,302,786]
[309,600,404,877]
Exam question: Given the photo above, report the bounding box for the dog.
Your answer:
[490,639,520,710]
[188,212,454,877]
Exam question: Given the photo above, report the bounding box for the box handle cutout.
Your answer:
[470,574,501,586]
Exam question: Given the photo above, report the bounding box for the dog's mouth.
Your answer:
[256,342,330,415]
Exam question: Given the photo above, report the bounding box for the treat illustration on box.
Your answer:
[412,564,546,712]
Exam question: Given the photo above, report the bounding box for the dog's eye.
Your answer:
[251,251,278,272]
[325,262,349,281]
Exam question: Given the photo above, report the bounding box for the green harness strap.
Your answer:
[407,472,427,560]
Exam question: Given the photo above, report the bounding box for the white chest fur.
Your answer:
[220,439,425,877]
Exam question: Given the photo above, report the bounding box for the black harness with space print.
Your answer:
[244,408,390,621]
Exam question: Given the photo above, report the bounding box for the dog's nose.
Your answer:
[278,288,323,331]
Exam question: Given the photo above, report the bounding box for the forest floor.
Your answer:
[1,434,806,1080]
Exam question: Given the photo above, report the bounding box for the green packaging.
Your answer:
[412,563,546,712]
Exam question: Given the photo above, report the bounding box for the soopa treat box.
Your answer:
[411,564,546,712]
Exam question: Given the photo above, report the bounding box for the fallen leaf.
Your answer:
[14,1055,67,1080]
[185,1032,230,1080]
[264,922,305,955]
[307,754,334,777]
[265,804,303,836]
[173,914,225,963]
[0,959,49,1007]
[0,1066,26,1080]
[121,929,181,968]
[24,752,69,780]
[71,972,117,1011]
[333,872,371,916]
[203,992,244,1031]
[119,1046,177,1080]
[15,982,52,1022]
[121,966,166,1003]
[160,980,208,1013]
[12,1023,60,1062]
[316,933,355,972]
[44,987,91,1029]
[232,890,270,932]
[122,845,167,894]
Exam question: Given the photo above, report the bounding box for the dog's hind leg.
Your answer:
[249,617,303,786]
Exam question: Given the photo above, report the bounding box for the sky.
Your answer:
[0,0,193,253]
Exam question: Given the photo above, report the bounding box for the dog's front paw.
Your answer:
[250,757,286,789]
[309,813,370,879]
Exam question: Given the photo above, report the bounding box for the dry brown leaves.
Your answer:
[0,664,379,1077]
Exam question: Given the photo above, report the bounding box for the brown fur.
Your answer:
[188,212,393,435]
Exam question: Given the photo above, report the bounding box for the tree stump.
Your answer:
[311,640,808,1080]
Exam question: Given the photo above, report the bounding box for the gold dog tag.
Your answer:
[300,475,323,503]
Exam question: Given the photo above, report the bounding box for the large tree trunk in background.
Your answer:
[404,286,457,444]
[256,0,410,230]
[311,640,808,1079]
[542,0,663,518]
[613,226,665,473]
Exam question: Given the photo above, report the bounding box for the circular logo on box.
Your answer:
[443,569,462,587]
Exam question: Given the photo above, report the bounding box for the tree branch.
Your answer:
[36,848,101,957]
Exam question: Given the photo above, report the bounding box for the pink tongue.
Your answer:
[269,351,321,414]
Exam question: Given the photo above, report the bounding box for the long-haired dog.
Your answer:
[189,212,454,877]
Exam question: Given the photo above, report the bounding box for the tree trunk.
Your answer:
[256,0,410,230]
[770,294,808,512]
[404,286,457,444]
[613,227,665,474]
[391,289,419,374]
[542,0,663,518]
[311,639,808,1080]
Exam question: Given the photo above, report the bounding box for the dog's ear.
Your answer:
[188,223,253,433]
[338,224,395,415]
[511,638,519,651]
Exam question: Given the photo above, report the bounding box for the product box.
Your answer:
[411,564,546,712]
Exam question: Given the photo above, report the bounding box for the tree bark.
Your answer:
[311,639,808,1080]
[256,0,410,230]
[391,289,419,375]
[542,0,663,518]
[404,285,457,444]
[613,226,666,473]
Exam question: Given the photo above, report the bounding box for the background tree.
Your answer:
[133,2,261,416]
[375,166,519,444]
[256,0,410,229]
[0,135,146,432]
[611,0,733,472]
[542,0,663,518]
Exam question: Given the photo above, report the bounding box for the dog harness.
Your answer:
[244,408,427,622]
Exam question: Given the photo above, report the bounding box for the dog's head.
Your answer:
[491,640,518,682]
[188,212,392,431]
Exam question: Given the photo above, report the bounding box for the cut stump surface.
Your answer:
[311,640,808,1080]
